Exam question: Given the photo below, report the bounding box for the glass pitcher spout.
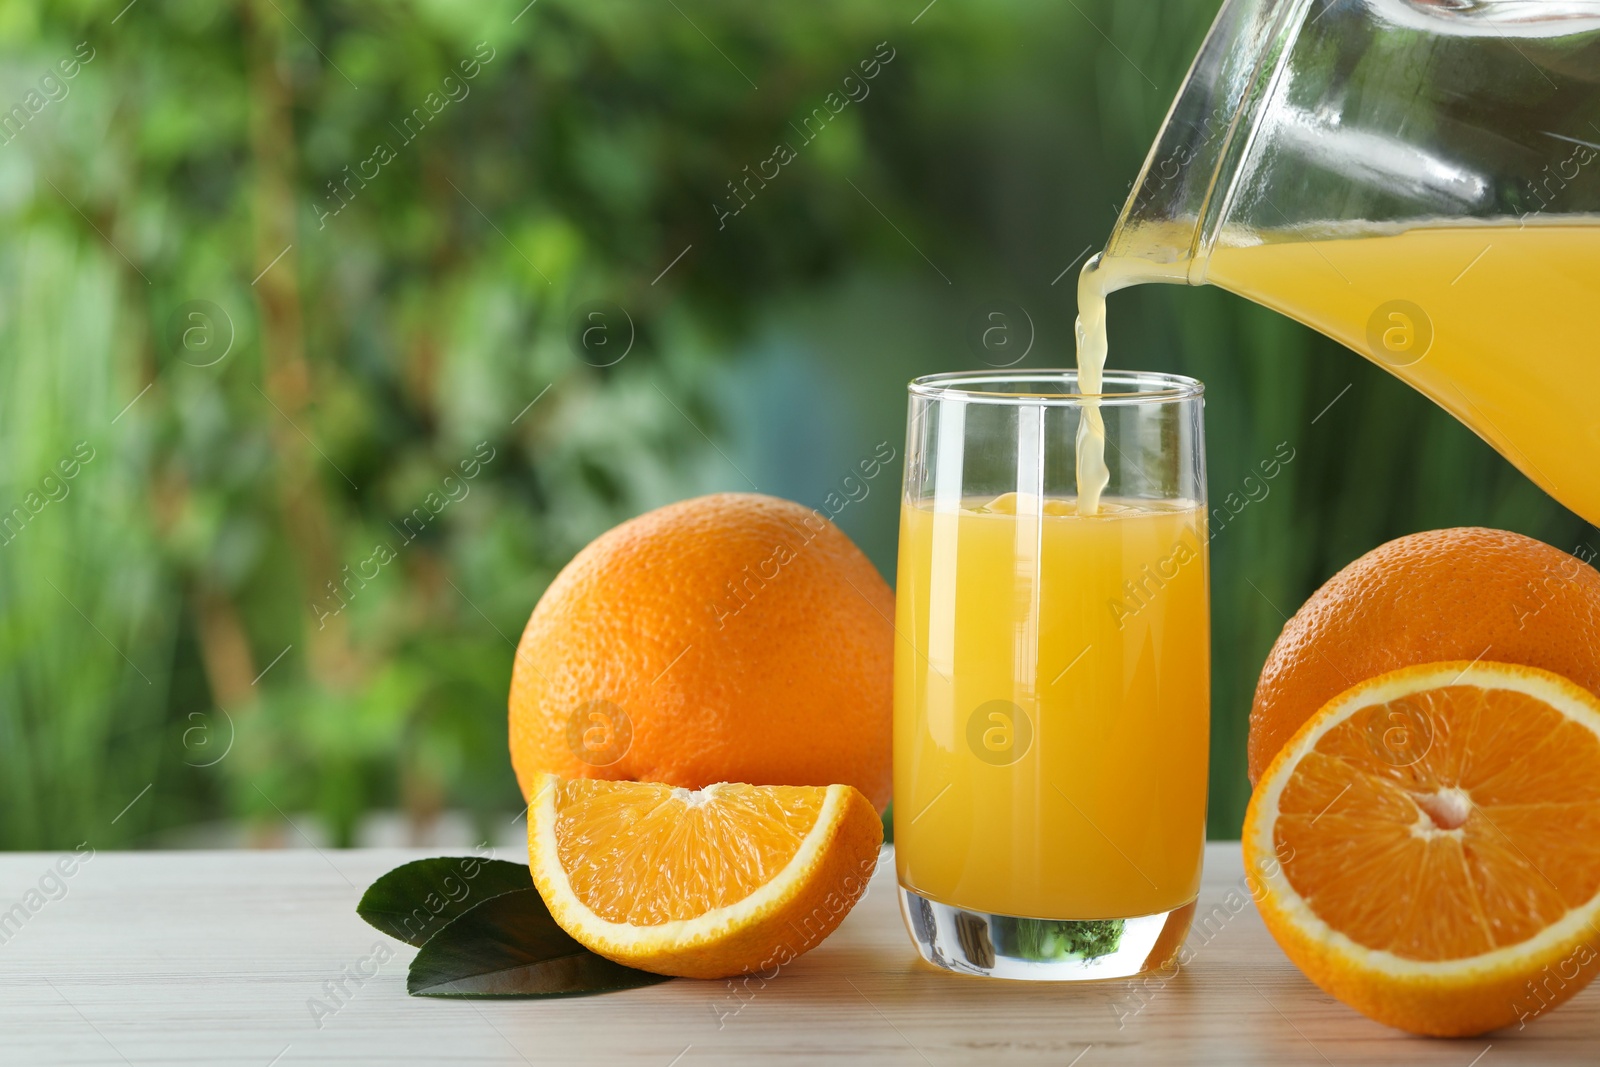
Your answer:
[1107,0,1305,278]
[1108,0,1600,526]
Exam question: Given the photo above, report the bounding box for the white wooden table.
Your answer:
[1,843,1594,1065]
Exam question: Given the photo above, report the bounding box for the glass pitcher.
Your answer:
[1106,0,1600,526]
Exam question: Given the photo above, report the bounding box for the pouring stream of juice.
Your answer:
[1075,218,1600,525]
[1071,257,1111,515]
[1072,252,1181,515]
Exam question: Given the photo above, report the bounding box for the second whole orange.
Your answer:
[509,492,894,811]
[1249,527,1600,784]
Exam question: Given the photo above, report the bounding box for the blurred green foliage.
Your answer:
[0,0,1586,849]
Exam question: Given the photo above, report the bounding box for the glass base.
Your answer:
[898,886,1196,981]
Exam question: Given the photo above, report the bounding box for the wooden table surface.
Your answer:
[1,842,1595,1065]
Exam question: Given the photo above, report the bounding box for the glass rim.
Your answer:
[907,368,1204,406]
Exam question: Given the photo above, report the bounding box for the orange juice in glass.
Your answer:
[894,370,1209,979]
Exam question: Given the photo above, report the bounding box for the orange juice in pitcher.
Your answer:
[1099,0,1600,524]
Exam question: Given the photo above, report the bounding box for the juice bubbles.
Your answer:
[893,492,1210,920]
[1206,221,1600,527]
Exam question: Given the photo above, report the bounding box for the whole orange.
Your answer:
[1248,527,1600,784]
[509,492,894,811]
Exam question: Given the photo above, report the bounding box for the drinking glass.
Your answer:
[894,369,1209,980]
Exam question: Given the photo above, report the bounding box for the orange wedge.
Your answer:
[1245,661,1600,1036]
[527,774,883,979]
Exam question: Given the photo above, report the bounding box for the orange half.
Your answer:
[1244,661,1600,1036]
[528,774,882,979]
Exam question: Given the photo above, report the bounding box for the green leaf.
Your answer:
[407,889,673,998]
[358,856,533,948]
